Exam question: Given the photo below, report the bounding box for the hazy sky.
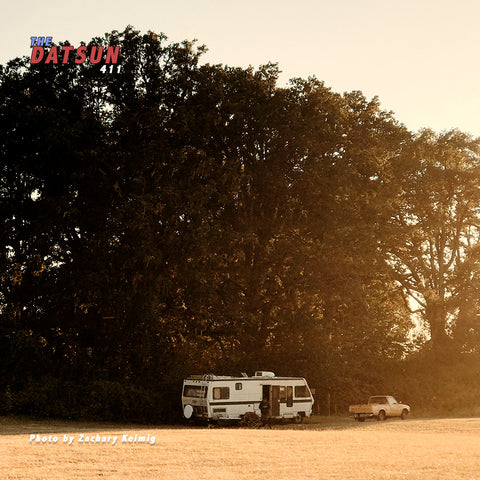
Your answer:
[2,0,479,136]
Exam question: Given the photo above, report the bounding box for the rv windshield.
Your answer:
[183,385,207,398]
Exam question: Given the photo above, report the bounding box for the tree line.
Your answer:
[1,27,480,421]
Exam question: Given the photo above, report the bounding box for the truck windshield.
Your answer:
[183,385,207,398]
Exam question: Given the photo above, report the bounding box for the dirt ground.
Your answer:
[2,415,480,479]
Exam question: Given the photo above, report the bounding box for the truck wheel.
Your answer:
[356,416,365,422]
[377,410,386,421]
[401,409,408,420]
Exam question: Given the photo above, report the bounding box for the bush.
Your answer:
[1,377,183,423]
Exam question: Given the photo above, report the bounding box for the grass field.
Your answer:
[3,415,480,479]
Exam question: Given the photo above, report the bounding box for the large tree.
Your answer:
[385,129,480,353]
[0,26,423,419]
[284,80,413,399]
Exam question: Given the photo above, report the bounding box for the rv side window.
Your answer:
[279,386,287,403]
[295,385,310,398]
[235,383,242,390]
[183,385,207,398]
[213,387,230,399]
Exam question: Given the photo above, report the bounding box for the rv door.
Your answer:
[271,386,281,417]
[263,385,280,417]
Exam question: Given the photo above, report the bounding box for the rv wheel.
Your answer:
[294,413,305,424]
[239,412,262,428]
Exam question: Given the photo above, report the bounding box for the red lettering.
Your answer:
[61,46,74,64]
[105,46,120,64]
[30,47,44,64]
[75,46,87,64]
[45,46,58,64]
[89,46,103,64]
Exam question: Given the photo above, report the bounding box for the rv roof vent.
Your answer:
[254,371,275,377]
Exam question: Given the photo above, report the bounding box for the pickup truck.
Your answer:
[349,395,410,422]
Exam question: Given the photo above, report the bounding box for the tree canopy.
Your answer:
[1,27,480,421]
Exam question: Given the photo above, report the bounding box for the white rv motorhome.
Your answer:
[182,371,314,423]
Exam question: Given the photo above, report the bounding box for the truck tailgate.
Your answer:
[349,404,373,414]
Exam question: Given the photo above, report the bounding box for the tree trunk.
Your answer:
[425,298,451,355]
